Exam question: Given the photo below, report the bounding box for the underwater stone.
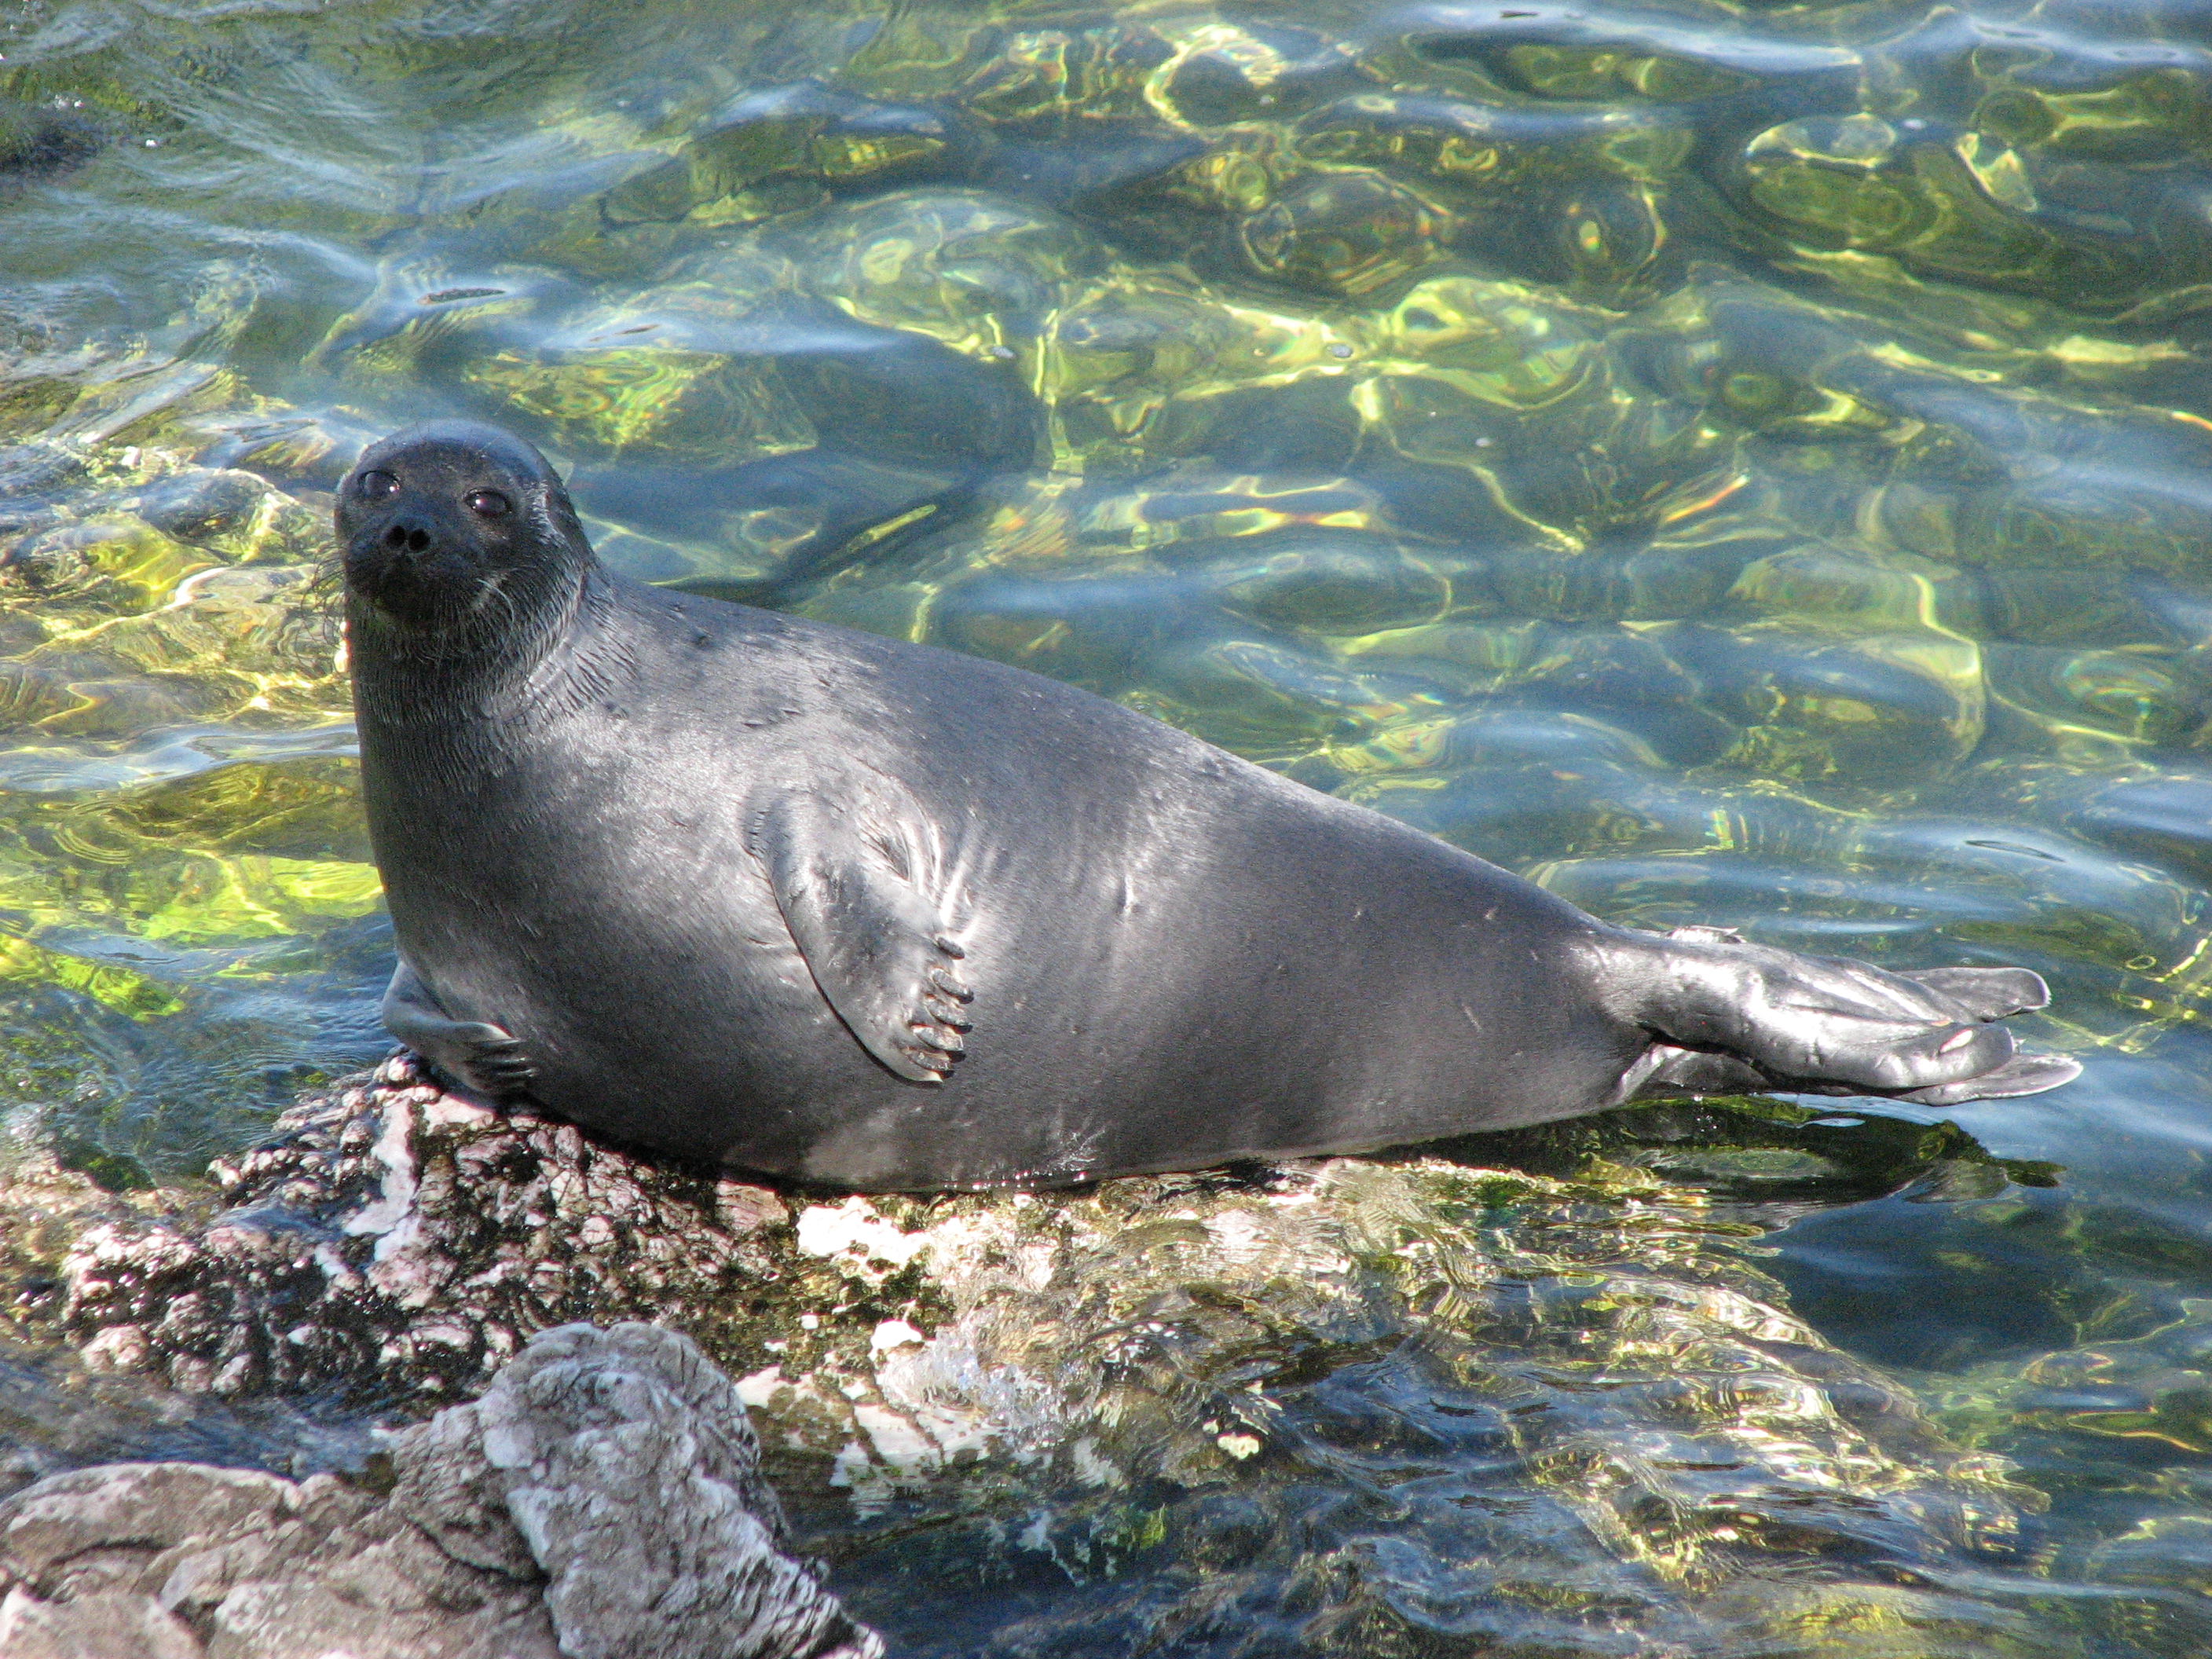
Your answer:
[0,101,101,191]
[1336,615,1735,765]
[1105,128,1287,216]
[1486,540,1750,622]
[1037,273,1362,473]
[833,12,1001,104]
[1380,271,1606,392]
[460,291,819,467]
[603,82,962,228]
[1360,137,1689,296]
[309,264,580,386]
[1240,170,1453,295]
[954,24,1173,130]
[459,248,1040,471]
[0,517,212,612]
[925,562,1176,692]
[1871,469,2212,580]
[1661,619,1987,782]
[200,408,391,494]
[1296,93,1693,192]
[127,469,324,566]
[65,565,335,683]
[1149,21,1362,128]
[1194,531,1456,635]
[0,1323,881,1659]
[1362,351,1741,551]
[1734,114,2148,302]
[1727,547,1965,635]
[1972,55,2212,163]
[796,190,1097,361]
[1326,701,1667,778]
[2009,643,2206,747]
[1132,632,1459,751]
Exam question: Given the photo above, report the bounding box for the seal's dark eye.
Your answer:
[357,470,398,501]
[467,490,512,518]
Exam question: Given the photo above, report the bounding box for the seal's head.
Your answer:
[336,421,590,653]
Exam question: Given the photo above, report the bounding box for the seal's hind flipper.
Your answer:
[380,959,537,1101]
[1617,929,2075,1107]
[1900,966,2049,1023]
[750,778,975,1084]
[1892,1050,2082,1106]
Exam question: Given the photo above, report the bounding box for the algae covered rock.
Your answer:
[456,241,1039,474]
[0,98,101,192]
[59,1054,785,1402]
[797,190,1096,362]
[1239,169,1456,295]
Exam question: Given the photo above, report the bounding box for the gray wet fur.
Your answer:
[339,421,2079,1191]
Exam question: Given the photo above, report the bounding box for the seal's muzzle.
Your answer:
[335,422,569,640]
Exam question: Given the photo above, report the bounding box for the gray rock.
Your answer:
[467,1324,877,1659]
[60,1054,785,1403]
[35,1053,2055,1653]
[0,1588,203,1659]
[0,1323,881,1659]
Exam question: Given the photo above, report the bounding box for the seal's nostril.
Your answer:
[384,526,407,550]
[407,529,430,553]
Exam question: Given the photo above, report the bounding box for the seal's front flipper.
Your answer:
[751,781,975,1084]
[1614,928,2078,1105]
[381,960,537,1101]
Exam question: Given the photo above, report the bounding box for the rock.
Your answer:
[42,1053,2058,1652]
[0,1322,881,1659]
[60,1053,785,1403]
[463,1323,876,1659]
[0,1588,203,1659]
[0,103,101,192]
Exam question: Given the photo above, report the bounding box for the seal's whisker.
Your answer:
[470,569,511,618]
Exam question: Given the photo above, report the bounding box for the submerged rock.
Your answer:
[0,1320,881,1659]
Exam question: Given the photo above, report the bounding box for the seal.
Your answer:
[339,421,2080,1191]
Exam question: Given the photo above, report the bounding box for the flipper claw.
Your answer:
[379,959,536,1103]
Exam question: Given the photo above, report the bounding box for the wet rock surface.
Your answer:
[57,1053,785,1404]
[14,1053,2096,1652]
[0,1320,881,1659]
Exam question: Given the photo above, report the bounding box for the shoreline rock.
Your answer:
[11,1053,2066,1651]
[58,1053,788,1404]
[0,1321,881,1659]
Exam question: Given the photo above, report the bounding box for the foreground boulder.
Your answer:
[0,1321,880,1659]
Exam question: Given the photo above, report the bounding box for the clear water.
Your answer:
[6,0,2212,1647]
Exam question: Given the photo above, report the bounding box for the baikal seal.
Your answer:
[337,421,2078,1191]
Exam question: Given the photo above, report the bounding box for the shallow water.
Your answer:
[6,0,2212,1646]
